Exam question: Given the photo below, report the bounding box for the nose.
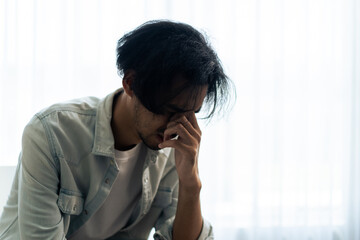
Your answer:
[157,113,175,134]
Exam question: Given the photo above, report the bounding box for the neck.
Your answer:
[111,91,140,151]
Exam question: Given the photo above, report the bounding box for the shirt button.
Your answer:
[73,205,77,211]
[144,177,148,184]
[105,178,110,184]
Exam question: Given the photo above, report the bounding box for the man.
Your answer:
[0,20,231,239]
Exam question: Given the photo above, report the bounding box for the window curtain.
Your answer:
[1,0,359,239]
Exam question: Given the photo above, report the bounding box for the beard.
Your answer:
[137,131,161,151]
[134,100,165,151]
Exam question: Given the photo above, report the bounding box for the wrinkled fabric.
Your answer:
[0,89,213,240]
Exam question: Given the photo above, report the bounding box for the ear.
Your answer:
[122,70,136,98]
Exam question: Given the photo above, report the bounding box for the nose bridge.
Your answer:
[158,113,175,132]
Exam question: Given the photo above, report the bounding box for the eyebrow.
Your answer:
[167,104,202,113]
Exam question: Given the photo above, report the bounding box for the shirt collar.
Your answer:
[92,88,120,157]
[91,88,172,160]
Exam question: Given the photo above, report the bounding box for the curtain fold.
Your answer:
[0,0,359,239]
[345,0,360,239]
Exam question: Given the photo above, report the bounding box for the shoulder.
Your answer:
[24,96,102,161]
[36,96,100,120]
[32,96,101,135]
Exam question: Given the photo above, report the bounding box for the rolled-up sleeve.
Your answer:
[154,217,214,240]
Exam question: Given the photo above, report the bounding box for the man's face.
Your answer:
[133,85,208,150]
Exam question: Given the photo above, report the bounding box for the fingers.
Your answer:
[186,111,200,131]
[159,136,191,151]
[159,113,201,149]
[163,121,189,142]
[166,114,201,141]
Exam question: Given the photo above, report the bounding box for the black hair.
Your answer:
[116,20,233,119]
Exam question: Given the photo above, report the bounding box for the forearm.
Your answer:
[172,182,203,240]
[159,112,205,239]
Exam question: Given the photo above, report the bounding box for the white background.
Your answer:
[1,0,360,239]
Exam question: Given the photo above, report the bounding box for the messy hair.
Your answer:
[116,20,233,119]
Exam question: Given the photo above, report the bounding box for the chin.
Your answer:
[143,141,161,151]
[139,135,161,151]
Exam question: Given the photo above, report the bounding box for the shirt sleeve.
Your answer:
[153,215,214,240]
[152,151,214,240]
[18,116,66,239]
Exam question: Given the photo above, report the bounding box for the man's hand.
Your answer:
[158,112,202,191]
[158,112,203,240]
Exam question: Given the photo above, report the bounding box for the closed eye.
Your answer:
[194,106,202,114]
[166,104,202,114]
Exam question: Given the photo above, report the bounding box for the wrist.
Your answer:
[179,178,202,198]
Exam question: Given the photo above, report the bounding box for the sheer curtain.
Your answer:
[1,0,359,239]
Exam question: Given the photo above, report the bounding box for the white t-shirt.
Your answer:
[68,143,146,240]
